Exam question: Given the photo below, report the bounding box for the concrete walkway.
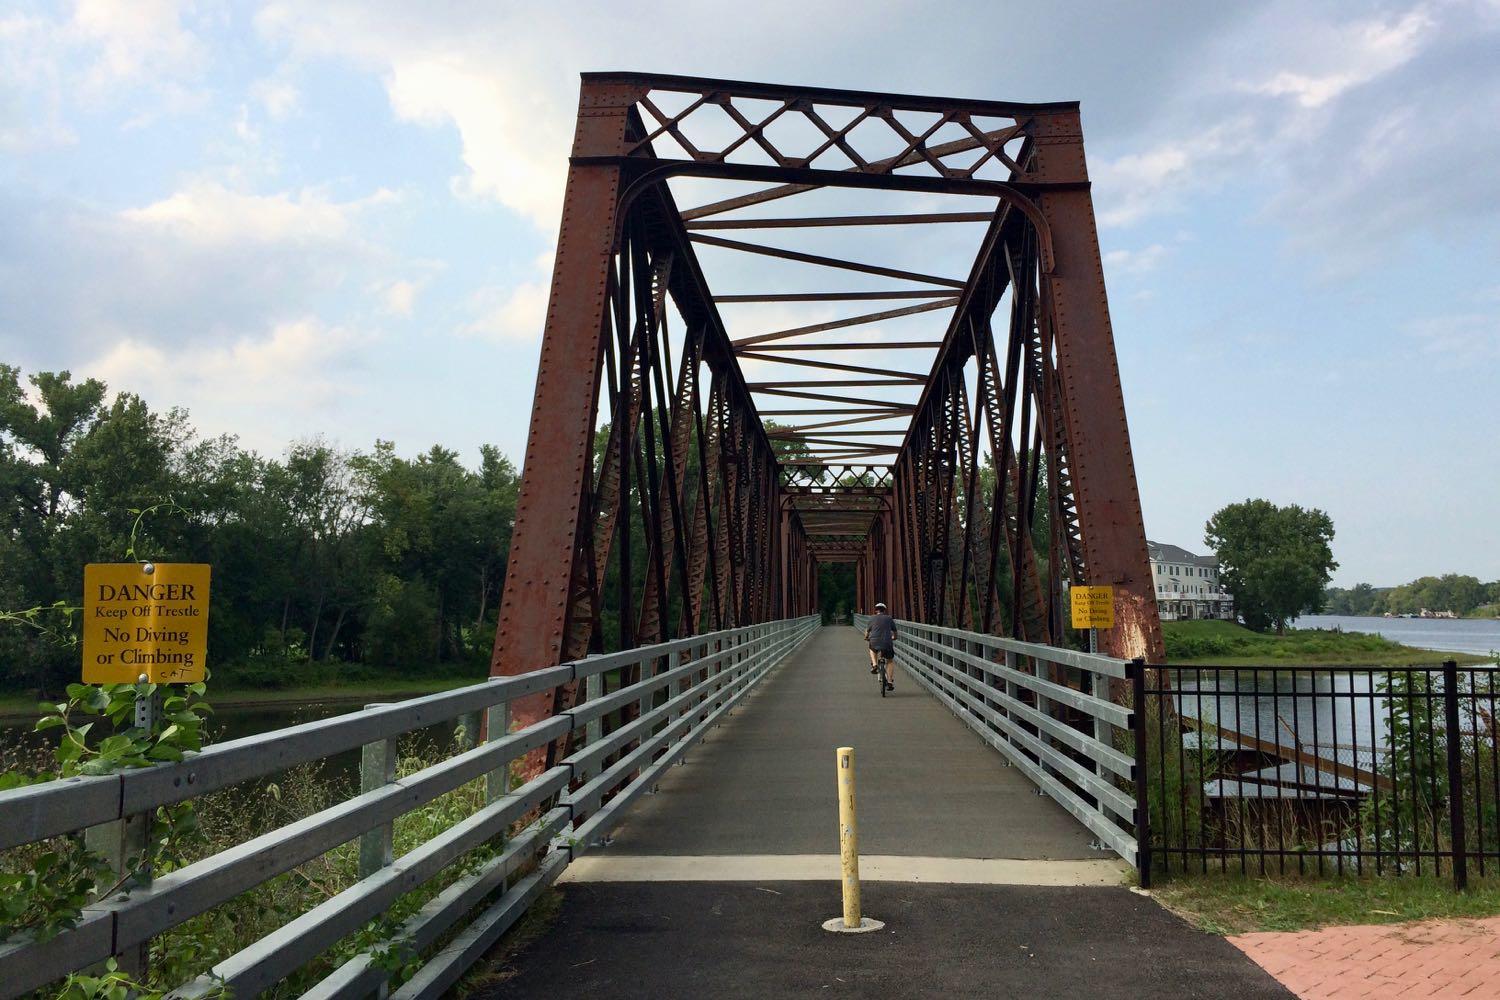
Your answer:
[603,625,1097,861]
[470,627,1289,998]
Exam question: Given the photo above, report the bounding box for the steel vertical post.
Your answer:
[1029,108,1165,664]
[490,79,638,733]
[1444,660,1468,890]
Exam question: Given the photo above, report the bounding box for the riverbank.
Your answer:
[1163,619,1493,667]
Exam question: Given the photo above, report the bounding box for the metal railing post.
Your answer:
[358,703,398,878]
[585,671,603,748]
[83,688,159,977]
[1443,660,1468,891]
[1131,658,1152,888]
[485,698,511,804]
[457,710,482,750]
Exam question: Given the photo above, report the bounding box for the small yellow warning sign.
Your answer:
[83,563,210,683]
[1070,585,1115,630]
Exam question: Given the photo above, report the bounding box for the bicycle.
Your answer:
[874,650,891,697]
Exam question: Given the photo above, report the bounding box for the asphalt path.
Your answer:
[468,627,1288,999]
[477,881,1293,999]
[604,625,1097,860]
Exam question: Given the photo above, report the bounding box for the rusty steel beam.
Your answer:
[688,212,993,230]
[1028,109,1164,663]
[715,291,956,303]
[493,72,1163,758]
[691,234,966,288]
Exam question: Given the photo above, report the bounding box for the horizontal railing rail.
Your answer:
[855,615,1144,870]
[0,615,820,999]
[1143,660,1500,889]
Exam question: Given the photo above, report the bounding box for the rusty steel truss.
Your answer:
[491,73,1164,729]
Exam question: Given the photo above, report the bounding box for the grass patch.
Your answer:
[1151,874,1500,935]
[1162,619,1490,667]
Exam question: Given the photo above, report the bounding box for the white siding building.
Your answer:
[1148,540,1234,621]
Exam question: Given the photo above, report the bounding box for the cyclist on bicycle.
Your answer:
[865,602,896,693]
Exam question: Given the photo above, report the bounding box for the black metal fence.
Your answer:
[1138,661,1500,889]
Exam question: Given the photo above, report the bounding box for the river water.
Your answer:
[1293,614,1500,660]
[1176,615,1500,785]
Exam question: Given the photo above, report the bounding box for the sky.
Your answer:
[1,0,1497,588]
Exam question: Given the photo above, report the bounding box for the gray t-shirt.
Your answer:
[865,613,896,650]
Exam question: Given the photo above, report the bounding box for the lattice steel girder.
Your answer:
[490,78,819,745]
[492,73,1163,739]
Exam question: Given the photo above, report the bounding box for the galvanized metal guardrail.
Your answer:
[855,614,1145,869]
[0,615,820,999]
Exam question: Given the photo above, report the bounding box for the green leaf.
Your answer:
[34,715,67,731]
[96,734,137,759]
[146,742,184,762]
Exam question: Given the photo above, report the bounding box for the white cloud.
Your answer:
[1244,8,1436,108]
[85,318,373,450]
[256,3,578,230]
[458,250,554,342]
[381,279,420,317]
[1093,120,1253,226]
[250,75,300,120]
[1090,0,1499,275]
[1412,313,1500,360]
[0,0,208,148]
[461,279,550,343]
[384,57,571,226]
[69,0,205,89]
[121,181,382,245]
[0,179,402,364]
[1103,243,1169,276]
[253,1,910,231]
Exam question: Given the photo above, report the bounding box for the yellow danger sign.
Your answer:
[1070,585,1115,630]
[83,563,211,683]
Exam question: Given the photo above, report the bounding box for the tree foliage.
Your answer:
[1204,498,1337,633]
[0,365,520,695]
[1325,575,1500,617]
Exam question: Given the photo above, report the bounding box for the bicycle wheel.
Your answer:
[878,657,887,697]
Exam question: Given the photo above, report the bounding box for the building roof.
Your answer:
[1146,540,1218,568]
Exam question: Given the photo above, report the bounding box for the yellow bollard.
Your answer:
[838,746,861,926]
[822,746,884,933]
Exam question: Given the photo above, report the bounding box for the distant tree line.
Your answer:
[0,365,520,695]
[1324,575,1500,618]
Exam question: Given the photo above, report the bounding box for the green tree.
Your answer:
[1324,581,1382,616]
[1204,499,1337,634]
[0,368,184,691]
[2,362,530,694]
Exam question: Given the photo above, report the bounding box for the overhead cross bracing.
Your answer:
[491,73,1164,735]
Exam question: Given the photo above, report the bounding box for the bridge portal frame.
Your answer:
[491,73,1163,733]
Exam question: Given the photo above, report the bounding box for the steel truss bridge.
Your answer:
[494,72,1163,733]
[0,75,1186,999]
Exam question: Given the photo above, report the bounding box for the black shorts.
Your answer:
[870,644,894,657]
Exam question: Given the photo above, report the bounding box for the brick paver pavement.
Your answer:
[1230,915,1500,998]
